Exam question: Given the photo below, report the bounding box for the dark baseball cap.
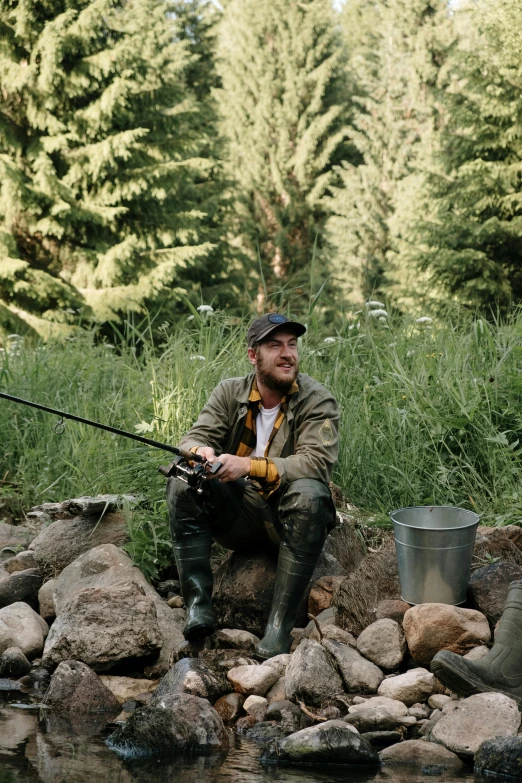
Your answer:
[247,313,306,348]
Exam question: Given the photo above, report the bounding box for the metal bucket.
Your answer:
[390,506,480,605]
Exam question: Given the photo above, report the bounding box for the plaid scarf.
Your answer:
[236,376,299,497]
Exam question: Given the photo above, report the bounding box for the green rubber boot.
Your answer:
[255,544,317,660]
[431,581,522,707]
[173,536,216,642]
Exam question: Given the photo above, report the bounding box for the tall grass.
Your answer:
[1,307,522,577]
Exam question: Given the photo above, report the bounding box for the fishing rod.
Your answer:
[0,391,222,491]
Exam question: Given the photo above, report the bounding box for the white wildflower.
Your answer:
[324,337,337,344]
[348,322,360,331]
[197,305,214,313]
[190,355,206,361]
[407,349,415,357]
[415,317,433,325]
[368,309,388,318]
[378,317,387,323]
[187,315,195,321]
[365,301,385,309]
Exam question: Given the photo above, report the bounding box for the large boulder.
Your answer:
[151,659,229,705]
[106,694,229,759]
[0,602,48,658]
[402,604,491,666]
[380,739,464,769]
[261,720,380,767]
[322,639,384,693]
[29,512,128,573]
[356,619,406,671]
[431,693,520,757]
[377,668,436,706]
[42,660,121,713]
[285,639,343,707]
[469,561,522,626]
[475,736,522,778]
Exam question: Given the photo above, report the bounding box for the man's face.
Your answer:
[248,328,299,392]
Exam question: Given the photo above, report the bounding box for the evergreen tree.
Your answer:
[416,0,522,308]
[327,0,452,304]
[0,0,228,335]
[216,0,351,309]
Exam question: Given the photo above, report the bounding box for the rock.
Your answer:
[99,676,159,704]
[151,658,229,705]
[362,731,402,749]
[29,512,128,573]
[263,654,291,678]
[167,596,183,608]
[0,602,48,658]
[266,676,286,703]
[475,736,522,778]
[213,692,245,723]
[315,625,357,646]
[43,660,121,712]
[348,696,408,718]
[308,576,344,616]
[285,639,343,707]
[473,526,522,568]
[334,540,401,634]
[0,568,43,609]
[38,578,56,621]
[377,668,435,706]
[380,739,464,768]
[345,706,406,732]
[211,628,260,654]
[322,639,384,693]
[356,619,406,671]
[227,664,279,697]
[146,603,186,677]
[244,721,287,744]
[407,703,430,719]
[432,693,521,757]
[375,599,411,624]
[469,562,522,625]
[0,523,33,560]
[213,551,278,636]
[463,645,490,661]
[243,695,267,721]
[2,551,36,573]
[197,649,257,673]
[43,581,161,671]
[0,646,31,677]
[106,694,229,758]
[261,720,380,767]
[428,694,452,710]
[402,604,491,666]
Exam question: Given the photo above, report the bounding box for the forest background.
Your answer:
[1,0,522,574]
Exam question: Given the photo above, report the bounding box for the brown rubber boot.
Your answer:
[431,581,522,707]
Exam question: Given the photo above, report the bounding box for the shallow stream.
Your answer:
[0,692,481,783]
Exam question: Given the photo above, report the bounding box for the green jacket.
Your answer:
[180,372,339,488]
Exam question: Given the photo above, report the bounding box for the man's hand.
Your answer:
[196,446,217,464]
[207,454,250,483]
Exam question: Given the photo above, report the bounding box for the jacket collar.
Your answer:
[235,373,300,407]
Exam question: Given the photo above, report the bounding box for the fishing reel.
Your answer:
[159,454,222,494]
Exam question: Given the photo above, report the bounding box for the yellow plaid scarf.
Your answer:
[236,376,299,496]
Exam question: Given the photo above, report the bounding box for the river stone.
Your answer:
[377,668,435,706]
[263,654,291,678]
[2,551,36,573]
[470,562,522,626]
[213,692,245,723]
[0,602,48,658]
[29,512,128,573]
[362,731,402,749]
[243,695,267,721]
[285,639,343,707]
[380,739,464,768]
[375,599,411,624]
[211,629,259,654]
[266,676,286,703]
[99,676,159,704]
[308,576,344,616]
[428,694,452,710]
[463,645,490,661]
[152,658,229,705]
[227,664,279,696]
[356,619,406,670]
[106,694,229,759]
[43,660,121,712]
[316,625,357,646]
[0,568,43,609]
[38,578,56,621]
[475,736,522,778]
[0,523,33,560]
[322,638,384,693]
[213,552,278,636]
[345,706,406,732]
[244,720,287,745]
[145,603,186,677]
[431,693,521,757]
[348,696,408,718]
[403,603,491,666]
[261,720,380,767]
[0,646,31,677]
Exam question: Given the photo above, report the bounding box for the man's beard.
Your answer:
[256,353,299,393]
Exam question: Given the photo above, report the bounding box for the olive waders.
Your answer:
[431,581,522,707]
[167,474,336,658]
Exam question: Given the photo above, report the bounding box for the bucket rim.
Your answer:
[389,505,481,532]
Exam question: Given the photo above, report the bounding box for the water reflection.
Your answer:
[0,702,477,783]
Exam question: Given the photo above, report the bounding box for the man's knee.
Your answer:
[278,479,335,554]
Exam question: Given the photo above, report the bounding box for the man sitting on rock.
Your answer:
[167,313,339,660]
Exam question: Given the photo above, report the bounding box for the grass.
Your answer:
[1,306,522,579]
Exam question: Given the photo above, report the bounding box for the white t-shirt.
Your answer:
[252,404,280,458]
